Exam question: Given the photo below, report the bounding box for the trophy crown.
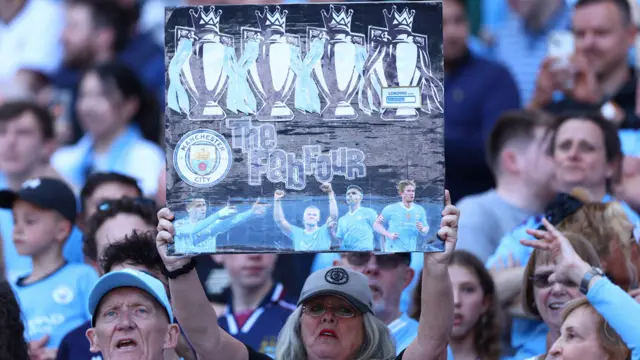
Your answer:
[193,147,211,161]
[189,5,223,33]
[321,5,354,33]
[255,6,288,33]
[383,5,415,33]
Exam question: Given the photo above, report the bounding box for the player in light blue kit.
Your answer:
[273,182,338,251]
[174,197,268,253]
[333,185,377,251]
[374,180,428,252]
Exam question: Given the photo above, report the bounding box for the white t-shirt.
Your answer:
[0,0,64,82]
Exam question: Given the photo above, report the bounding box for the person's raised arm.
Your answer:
[189,206,237,235]
[403,190,458,360]
[522,218,640,355]
[321,182,339,220]
[156,208,249,360]
[273,190,292,235]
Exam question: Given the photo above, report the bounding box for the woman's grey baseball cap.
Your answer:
[297,266,374,314]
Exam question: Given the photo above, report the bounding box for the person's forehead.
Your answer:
[305,207,319,213]
[563,306,597,332]
[533,261,555,273]
[100,287,158,308]
[89,182,140,203]
[556,119,603,142]
[573,2,626,25]
[2,111,40,131]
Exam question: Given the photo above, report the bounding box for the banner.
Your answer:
[164,1,445,255]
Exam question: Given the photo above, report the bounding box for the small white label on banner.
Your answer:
[381,87,421,108]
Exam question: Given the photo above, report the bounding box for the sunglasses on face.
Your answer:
[530,272,578,288]
[97,197,157,213]
[345,253,410,269]
[302,303,357,318]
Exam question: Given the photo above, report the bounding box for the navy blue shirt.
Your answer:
[51,31,164,144]
[219,283,296,359]
[55,320,99,360]
[444,52,521,203]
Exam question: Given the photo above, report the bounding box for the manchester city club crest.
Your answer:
[174,129,233,187]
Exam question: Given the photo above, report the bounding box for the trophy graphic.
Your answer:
[241,7,300,121]
[358,5,444,121]
[168,6,235,121]
[307,5,367,121]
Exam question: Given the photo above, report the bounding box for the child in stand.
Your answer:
[0,177,98,359]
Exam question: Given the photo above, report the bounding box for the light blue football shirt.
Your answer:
[336,207,377,251]
[289,224,332,251]
[12,263,98,348]
[380,202,427,252]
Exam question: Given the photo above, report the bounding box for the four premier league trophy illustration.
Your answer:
[307,5,367,121]
[241,7,301,121]
[359,5,444,121]
[167,6,235,121]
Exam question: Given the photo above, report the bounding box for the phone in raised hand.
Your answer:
[547,30,575,88]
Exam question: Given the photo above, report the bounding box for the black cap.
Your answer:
[0,178,77,223]
[396,252,412,265]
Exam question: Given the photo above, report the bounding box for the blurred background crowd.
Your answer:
[1,0,640,359]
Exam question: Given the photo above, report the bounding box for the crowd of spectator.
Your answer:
[1,0,640,360]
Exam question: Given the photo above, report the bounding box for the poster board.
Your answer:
[164,1,445,255]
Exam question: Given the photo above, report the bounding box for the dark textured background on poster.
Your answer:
[164,1,445,255]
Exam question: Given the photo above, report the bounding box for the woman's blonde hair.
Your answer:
[560,298,630,360]
[557,189,634,260]
[275,306,397,360]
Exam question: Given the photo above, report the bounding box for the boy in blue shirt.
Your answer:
[0,177,98,358]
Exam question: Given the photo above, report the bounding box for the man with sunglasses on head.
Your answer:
[335,252,419,355]
[82,196,158,274]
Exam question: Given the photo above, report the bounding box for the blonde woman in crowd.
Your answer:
[522,218,640,360]
[411,250,502,360]
[520,232,602,360]
[149,192,460,360]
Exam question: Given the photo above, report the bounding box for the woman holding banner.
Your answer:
[153,191,460,360]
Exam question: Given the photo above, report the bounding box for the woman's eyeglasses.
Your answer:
[530,273,578,288]
[345,253,410,269]
[302,303,357,318]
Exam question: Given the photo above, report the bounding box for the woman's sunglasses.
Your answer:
[530,272,578,288]
[345,253,410,270]
[97,197,157,213]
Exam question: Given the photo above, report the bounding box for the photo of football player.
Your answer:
[373,180,428,252]
[273,182,338,251]
[332,185,377,251]
[174,197,269,253]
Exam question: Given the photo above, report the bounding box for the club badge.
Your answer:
[173,129,233,187]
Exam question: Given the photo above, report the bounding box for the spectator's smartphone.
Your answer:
[547,30,575,59]
[547,30,575,89]
[635,34,640,70]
